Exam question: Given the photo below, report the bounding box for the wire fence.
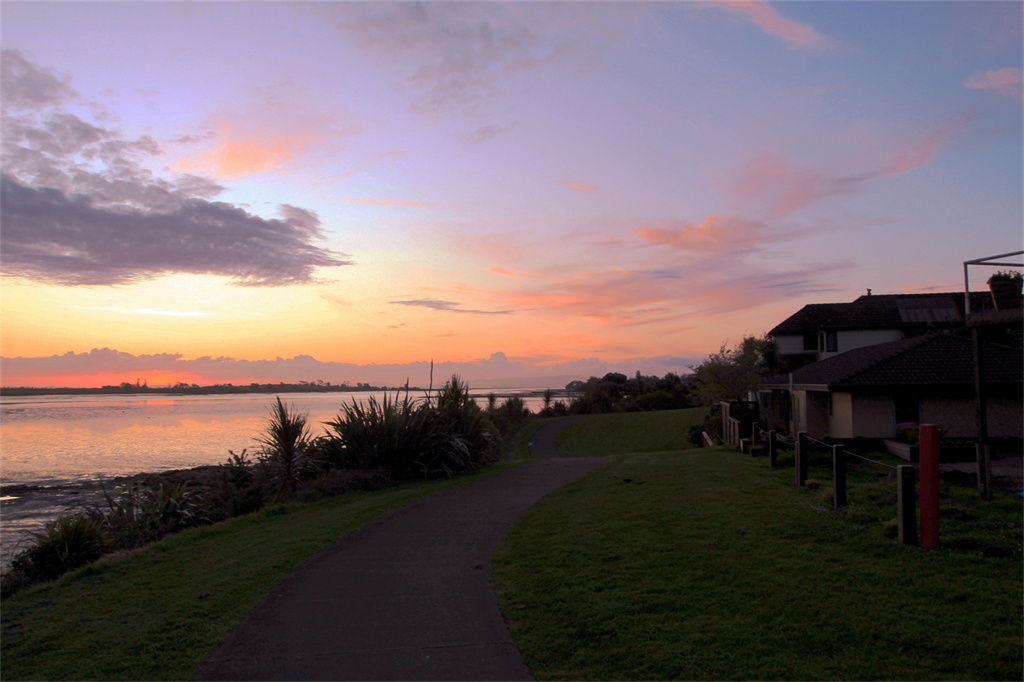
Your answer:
[760,430,918,544]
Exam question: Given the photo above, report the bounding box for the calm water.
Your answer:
[0,389,550,563]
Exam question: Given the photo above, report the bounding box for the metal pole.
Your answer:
[963,261,971,316]
[972,326,992,500]
[920,424,941,549]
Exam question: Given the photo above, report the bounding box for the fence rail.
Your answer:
[765,430,924,547]
[713,417,939,549]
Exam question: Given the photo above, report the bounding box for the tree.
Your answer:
[690,335,776,406]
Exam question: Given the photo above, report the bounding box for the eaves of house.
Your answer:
[768,292,993,337]
[759,332,1022,392]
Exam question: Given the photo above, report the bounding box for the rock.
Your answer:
[981,544,1014,558]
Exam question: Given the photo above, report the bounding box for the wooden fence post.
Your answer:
[832,444,847,509]
[897,464,917,546]
[768,430,777,469]
[795,431,808,486]
[920,424,941,549]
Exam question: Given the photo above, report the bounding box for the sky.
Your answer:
[1,1,1021,389]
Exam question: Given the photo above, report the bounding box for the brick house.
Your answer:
[768,291,994,374]
[757,333,1022,440]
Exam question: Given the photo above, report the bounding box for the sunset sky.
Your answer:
[2,1,1022,388]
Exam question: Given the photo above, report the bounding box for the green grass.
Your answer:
[556,408,708,457]
[495,413,1023,680]
[1,462,519,681]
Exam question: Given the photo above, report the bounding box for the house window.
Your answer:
[802,333,816,351]
[894,395,920,426]
[826,331,837,353]
[828,393,834,417]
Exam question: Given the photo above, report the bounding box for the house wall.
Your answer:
[792,390,805,433]
[920,397,973,438]
[922,394,1024,439]
[830,391,854,439]
[774,335,806,355]
[818,329,903,360]
[989,397,1024,438]
[850,394,895,438]
[806,391,830,439]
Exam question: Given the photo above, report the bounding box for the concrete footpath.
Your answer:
[196,418,603,681]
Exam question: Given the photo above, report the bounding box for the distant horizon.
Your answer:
[0,347,699,391]
[2,3,1020,391]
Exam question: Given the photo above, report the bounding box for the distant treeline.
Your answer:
[0,381,397,397]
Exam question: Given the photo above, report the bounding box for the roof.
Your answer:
[759,332,1022,390]
[769,292,993,336]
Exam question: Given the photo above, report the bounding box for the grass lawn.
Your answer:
[494,409,1023,680]
[0,462,519,681]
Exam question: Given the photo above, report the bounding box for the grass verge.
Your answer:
[495,415,1022,680]
[556,408,708,457]
[1,461,519,681]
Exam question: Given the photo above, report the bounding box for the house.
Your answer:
[768,291,994,373]
[757,332,1022,441]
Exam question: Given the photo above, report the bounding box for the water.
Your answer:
[0,388,553,565]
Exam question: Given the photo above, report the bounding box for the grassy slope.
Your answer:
[555,409,706,458]
[494,410,1023,680]
[1,463,517,681]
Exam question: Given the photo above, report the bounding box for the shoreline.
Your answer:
[1,465,226,568]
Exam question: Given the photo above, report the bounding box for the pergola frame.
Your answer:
[962,250,1022,499]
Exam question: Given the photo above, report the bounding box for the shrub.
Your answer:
[98,481,208,548]
[10,514,106,583]
[255,397,317,498]
[213,449,265,517]
[324,388,436,477]
[324,378,498,479]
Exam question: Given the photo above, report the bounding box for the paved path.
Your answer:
[196,419,603,681]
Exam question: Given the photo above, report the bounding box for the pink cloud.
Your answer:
[487,266,526,279]
[964,67,1023,99]
[711,1,828,50]
[560,181,599,193]
[731,118,967,218]
[173,121,315,180]
[632,215,764,255]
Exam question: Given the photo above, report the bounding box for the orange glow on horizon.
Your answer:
[3,371,206,390]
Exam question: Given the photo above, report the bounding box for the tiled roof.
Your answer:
[768,292,993,336]
[760,333,1022,389]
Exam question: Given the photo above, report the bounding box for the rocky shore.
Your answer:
[1,465,225,567]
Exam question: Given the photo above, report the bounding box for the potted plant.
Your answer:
[987,270,1023,310]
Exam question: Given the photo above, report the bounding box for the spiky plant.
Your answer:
[11,514,106,582]
[325,388,435,476]
[255,397,315,498]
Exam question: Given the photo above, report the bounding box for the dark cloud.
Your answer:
[1,51,351,287]
[391,298,515,315]
[468,123,516,144]
[318,3,584,115]
[1,49,77,112]
[1,174,351,286]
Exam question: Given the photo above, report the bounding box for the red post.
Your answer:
[919,424,941,549]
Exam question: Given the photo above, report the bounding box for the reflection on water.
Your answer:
[0,389,549,565]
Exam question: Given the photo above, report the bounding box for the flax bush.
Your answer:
[324,376,497,479]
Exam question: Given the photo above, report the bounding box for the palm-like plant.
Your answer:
[325,388,433,476]
[256,397,315,498]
